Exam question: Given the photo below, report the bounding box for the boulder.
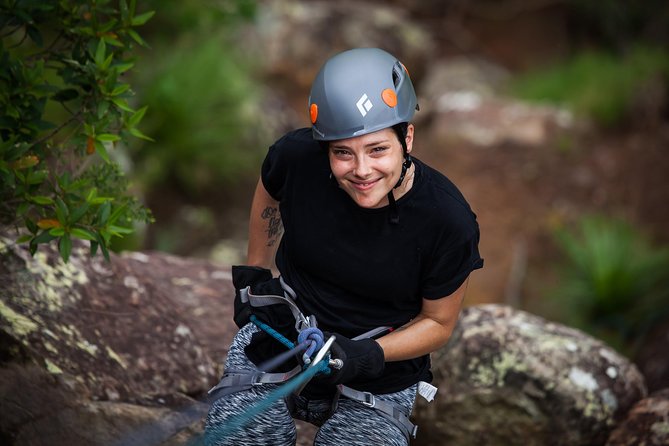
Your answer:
[250,0,435,91]
[414,305,647,446]
[0,232,235,445]
[0,233,650,445]
[418,57,577,149]
[605,388,669,446]
[633,319,669,393]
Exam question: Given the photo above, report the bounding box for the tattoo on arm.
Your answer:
[261,206,283,247]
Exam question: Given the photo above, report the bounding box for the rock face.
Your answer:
[414,305,648,446]
[0,233,235,445]
[418,57,578,149]
[250,0,435,91]
[605,389,669,446]
[0,234,654,445]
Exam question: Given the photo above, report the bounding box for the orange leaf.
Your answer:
[37,219,62,229]
[11,155,39,169]
[86,136,95,154]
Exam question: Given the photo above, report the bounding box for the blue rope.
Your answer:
[206,359,330,442]
[249,314,296,350]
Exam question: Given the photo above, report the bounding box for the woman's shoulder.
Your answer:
[413,159,480,237]
[271,128,320,156]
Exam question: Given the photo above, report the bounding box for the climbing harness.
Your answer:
[208,278,437,442]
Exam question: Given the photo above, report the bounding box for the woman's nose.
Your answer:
[353,156,372,177]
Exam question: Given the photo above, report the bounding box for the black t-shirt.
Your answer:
[257,127,483,395]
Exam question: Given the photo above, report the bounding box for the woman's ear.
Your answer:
[405,124,415,154]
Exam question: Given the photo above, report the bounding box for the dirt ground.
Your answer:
[417,121,669,310]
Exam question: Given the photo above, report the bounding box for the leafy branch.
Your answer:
[1,0,155,262]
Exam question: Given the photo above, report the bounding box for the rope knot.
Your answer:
[297,327,324,364]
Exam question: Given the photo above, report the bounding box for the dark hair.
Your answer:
[392,122,409,153]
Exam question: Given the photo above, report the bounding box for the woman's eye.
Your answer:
[333,149,350,157]
[372,146,388,153]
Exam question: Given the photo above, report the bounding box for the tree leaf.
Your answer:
[70,202,90,223]
[17,234,32,244]
[127,28,148,47]
[55,197,69,224]
[110,83,131,96]
[59,233,72,262]
[37,219,62,229]
[71,228,97,241]
[96,133,121,142]
[129,126,154,141]
[131,10,155,26]
[95,140,111,163]
[50,227,66,236]
[95,38,106,67]
[108,224,134,235]
[29,195,54,205]
[128,105,148,127]
[98,201,111,225]
[90,240,99,256]
[111,97,134,112]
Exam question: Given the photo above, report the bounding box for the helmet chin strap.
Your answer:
[387,155,412,225]
[387,125,412,224]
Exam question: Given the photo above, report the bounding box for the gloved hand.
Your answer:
[232,265,297,370]
[323,333,385,385]
[232,265,273,328]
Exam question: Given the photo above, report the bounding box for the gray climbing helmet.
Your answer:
[308,48,418,141]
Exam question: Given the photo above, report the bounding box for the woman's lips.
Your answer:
[350,179,379,191]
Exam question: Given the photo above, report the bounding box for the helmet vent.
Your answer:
[392,64,402,88]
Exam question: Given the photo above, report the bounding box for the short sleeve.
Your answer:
[421,227,484,299]
[261,128,316,201]
[261,141,286,201]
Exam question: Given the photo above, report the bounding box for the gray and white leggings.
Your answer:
[205,323,417,446]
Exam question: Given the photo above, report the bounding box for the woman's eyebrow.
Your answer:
[363,139,390,147]
[331,139,389,150]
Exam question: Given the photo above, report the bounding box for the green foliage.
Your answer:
[131,38,262,194]
[509,46,669,127]
[0,0,154,262]
[549,215,669,352]
[121,0,267,198]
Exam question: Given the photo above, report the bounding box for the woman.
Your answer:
[206,47,483,445]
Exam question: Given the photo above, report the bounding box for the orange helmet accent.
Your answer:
[381,89,398,108]
[310,103,318,124]
[400,62,410,78]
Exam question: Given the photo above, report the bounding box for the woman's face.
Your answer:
[328,125,414,209]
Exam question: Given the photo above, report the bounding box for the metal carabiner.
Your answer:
[294,335,336,395]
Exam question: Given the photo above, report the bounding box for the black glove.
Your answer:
[324,333,385,385]
[232,265,297,328]
[232,265,274,329]
[232,265,297,370]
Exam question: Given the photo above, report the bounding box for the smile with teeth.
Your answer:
[350,179,380,190]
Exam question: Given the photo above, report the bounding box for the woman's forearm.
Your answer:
[376,279,468,361]
[376,314,454,361]
[247,178,283,268]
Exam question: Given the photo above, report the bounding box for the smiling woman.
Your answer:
[328,125,415,209]
[206,48,483,446]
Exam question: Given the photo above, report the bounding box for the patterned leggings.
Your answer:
[205,324,417,446]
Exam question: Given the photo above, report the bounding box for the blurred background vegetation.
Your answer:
[3,0,669,384]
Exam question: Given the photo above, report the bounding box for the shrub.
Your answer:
[549,215,669,352]
[509,46,669,127]
[0,0,155,262]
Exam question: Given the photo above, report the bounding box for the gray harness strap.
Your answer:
[338,385,418,441]
[212,277,433,440]
[239,276,312,331]
[207,366,302,401]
